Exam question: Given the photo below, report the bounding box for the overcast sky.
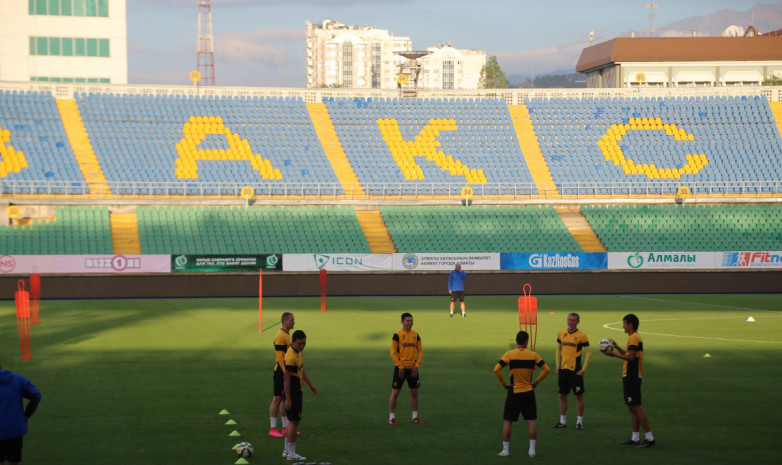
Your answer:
[128,0,779,87]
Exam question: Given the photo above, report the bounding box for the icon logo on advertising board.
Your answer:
[0,255,16,273]
[402,253,419,270]
[528,254,543,268]
[314,254,329,270]
[266,255,279,267]
[627,252,644,269]
[175,255,188,267]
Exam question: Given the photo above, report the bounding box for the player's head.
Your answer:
[291,329,307,351]
[623,314,639,332]
[455,263,462,271]
[401,312,413,330]
[567,312,580,329]
[516,331,530,347]
[281,312,295,329]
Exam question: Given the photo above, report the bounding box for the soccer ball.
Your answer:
[599,338,615,354]
[236,442,253,458]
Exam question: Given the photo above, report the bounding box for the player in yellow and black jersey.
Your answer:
[388,312,423,425]
[553,312,591,430]
[268,312,294,438]
[494,331,550,458]
[604,313,655,448]
[283,329,318,461]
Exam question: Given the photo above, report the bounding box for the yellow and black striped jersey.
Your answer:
[623,332,644,379]
[284,346,304,382]
[391,329,422,369]
[273,328,291,372]
[556,328,590,371]
[495,348,550,394]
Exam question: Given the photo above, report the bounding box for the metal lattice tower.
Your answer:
[197,0,216,86]
[645,3,658,37]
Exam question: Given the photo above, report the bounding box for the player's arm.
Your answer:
[274,341,287,371]
[554,338,562,374]
[532,360,550,388]
[301,368,318,395]
[390,334,402,368]
[22,379,42,421]
[578,345,591,375]
[283,367,293,409]
[494,359,510,388]
[411,336,422,376]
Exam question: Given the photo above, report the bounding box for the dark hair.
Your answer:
[401,312,413,321]
[516,331,529,346]
[568,312,580,322]
[623,313,639,331]
[292,330,306,341]
[281,312,293,323]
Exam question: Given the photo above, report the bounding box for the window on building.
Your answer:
[372,43,381,89]
[443,60,454,89]
[30,0,109,17]
[343,41,353,88]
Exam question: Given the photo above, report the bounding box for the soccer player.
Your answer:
[0,366,42,465]
[389,312,423,424]
[494,331,550,458]
[603,313,656,448]
[283,330,318,461]
[269,312,295,438]
[552,312,591,430]
[448,263,467,317]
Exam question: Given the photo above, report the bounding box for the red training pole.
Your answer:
[319,268,327,312]
[30,267,41,325]
[518,283,538,351]
[15,279,31,359]
[258,269,263,333]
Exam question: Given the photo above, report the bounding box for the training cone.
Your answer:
[235,459,250,465]
[703,353,712,358]
[747,316,756,322]
[229,430,241,437]
[219,409,230,415]
[225,419,237,425]
[232,443,242,450]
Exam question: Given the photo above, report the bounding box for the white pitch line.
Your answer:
[619,295,782,314]
[602,320,782,345]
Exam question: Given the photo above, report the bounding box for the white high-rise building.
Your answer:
[306,19,486,90]
[0,0,127,84]
[306,19,411,89]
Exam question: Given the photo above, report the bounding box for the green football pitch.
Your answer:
[1,294,781,465]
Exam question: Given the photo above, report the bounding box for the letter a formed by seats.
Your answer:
[174,116,282,180]
[377,118,487,184]
[0,125,29,177]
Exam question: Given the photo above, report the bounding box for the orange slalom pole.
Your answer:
[319,269,327,312]
[30,269,41,324]
[15,279,31,359]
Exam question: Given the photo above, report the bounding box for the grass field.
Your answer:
[1,293,781,465]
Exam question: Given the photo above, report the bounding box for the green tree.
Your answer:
[762,74,782,86]
[478,55,509,89]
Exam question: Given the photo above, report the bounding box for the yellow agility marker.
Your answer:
[598,118,708,180]
[377,118,487,184]
[174,116,283,180]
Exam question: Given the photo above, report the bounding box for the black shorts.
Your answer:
[391,366,420,390]
[0,436,23,463]
[503,389,537,421]
[273,368,284,397]
[623,378,642,406]
[450,291,465,302]
[286,387,303,422]
[557,369,585,395]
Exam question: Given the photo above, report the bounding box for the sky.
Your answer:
[128,0,780,87]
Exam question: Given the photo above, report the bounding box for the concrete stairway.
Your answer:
[555,206,606,252]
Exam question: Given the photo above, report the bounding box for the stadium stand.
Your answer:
[325,97,537,195]
[0,90,85,193]
[526,95,782,194]
[74,93,344,195]
[136,205,371,254]
[582,204,782,251]
[380,205,582,252]
[0,206,112,254]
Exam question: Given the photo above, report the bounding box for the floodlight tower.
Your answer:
[645,3,658,37]
[197,0,216,86]
[395,50,431,98]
